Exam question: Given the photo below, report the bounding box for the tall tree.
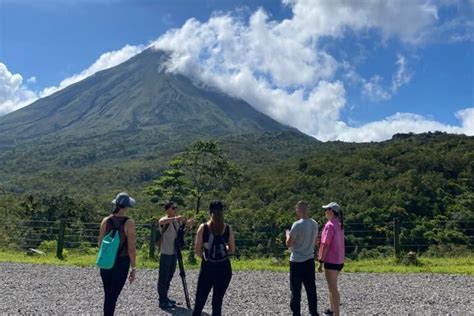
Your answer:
[145,158,191,207]
[179,140,242,213]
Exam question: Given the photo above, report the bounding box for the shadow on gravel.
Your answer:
[160,306,210,316]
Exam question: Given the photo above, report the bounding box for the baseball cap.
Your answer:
[112,192,136,208]
[322,202,341,214]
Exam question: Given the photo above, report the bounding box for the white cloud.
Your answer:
[2,0,471,142]
[26,76,37,84]
[335,112,465,142]
[456,108,474,135]
[391,54,412,92]
[284,0,439,44]
[361,54,412,102]
[152,0,474,141]
[40,44,144,97]
[0,63,38,115]
[362,75,392,102]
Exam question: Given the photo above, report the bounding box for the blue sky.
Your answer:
[1,0,473,141]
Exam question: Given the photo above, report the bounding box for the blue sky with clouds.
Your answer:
[1,0,473,141]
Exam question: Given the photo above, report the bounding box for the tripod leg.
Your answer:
[177,250,191,309]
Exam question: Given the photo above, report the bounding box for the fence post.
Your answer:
[149,222,157,259]
[393,217,400,260]
[57,219,66,259]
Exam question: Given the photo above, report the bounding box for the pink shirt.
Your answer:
[319,218,345,264]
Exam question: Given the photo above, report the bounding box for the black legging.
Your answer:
[100,256,130,316]
[192,260,232,316]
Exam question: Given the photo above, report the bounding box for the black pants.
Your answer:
[158,254,177,303]
[100,256,130,316]
[193,260,232,316]
[290,259,318,316]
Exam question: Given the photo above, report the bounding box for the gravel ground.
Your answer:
[0,262,472,315]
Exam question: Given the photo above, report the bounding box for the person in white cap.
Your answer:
[318,202,345,316]
[98,192,137,316]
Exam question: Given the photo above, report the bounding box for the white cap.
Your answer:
[322,202,341,213]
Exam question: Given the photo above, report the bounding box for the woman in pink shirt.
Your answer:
[318,202,345,316]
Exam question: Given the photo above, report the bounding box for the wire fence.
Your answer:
[1,218,473,259]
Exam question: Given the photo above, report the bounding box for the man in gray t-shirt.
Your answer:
[285,200,319,315]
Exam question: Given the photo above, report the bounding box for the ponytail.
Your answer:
[335,210,344,230]
[209,201,225,236]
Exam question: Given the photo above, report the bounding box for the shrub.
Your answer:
[38,240,57,253]
[401,251,421,266]
[69,242,97,255]
[423,244,472,258]
[357,246,393,260]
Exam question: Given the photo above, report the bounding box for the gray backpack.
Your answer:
[203,224,229,263]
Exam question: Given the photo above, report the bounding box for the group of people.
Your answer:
[286,200,345,316]
[97,192,345,316]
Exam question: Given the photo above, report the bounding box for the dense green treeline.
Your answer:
[224,132,473,257]
[1,132,473,258]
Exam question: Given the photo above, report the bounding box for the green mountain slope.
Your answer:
[0,48,320,196]
[0,48,293,142]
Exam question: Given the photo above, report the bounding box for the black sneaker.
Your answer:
[323,309,333,316]
[159,301,176,309]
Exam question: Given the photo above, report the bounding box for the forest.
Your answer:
[0,132,473,259]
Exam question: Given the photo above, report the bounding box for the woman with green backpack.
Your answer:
[97,192,137,316]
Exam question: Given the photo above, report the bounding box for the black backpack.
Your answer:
[203,224,229,263]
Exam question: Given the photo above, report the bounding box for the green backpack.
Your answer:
[96,218,125,269]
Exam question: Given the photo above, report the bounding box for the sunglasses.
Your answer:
[171,206,177,210]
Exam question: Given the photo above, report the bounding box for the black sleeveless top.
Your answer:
[105,215,129,257]
[203,223,230,243]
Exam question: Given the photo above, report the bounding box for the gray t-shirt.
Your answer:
[160,220,178,255]
[289,218,319,262]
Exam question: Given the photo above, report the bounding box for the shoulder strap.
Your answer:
[207,224,215,253]
[223,224,229,241]
[106,217,119,237]
[116,217,129,253]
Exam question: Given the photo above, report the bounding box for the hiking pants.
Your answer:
[192,260,232,316]
[290,259,318,316]
[100,256,130,316]
[158,254,177,303]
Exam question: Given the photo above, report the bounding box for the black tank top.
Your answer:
[105,215,129,257]
[203,223,230,243]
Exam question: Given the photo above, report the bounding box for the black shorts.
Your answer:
[324,262,344,271]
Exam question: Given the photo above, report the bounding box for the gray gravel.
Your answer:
[0,262,472,315]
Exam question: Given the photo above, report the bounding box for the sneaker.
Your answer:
[159,301,176,309]
[323,309,333,316]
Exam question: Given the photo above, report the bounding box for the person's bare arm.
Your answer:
[286,229,296,248]
[318,244,330,262]
[97,217,108,247]
[227,225,236,255]
[125,219,137,283]
[194,224,204,258]
[159,216,184,226]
